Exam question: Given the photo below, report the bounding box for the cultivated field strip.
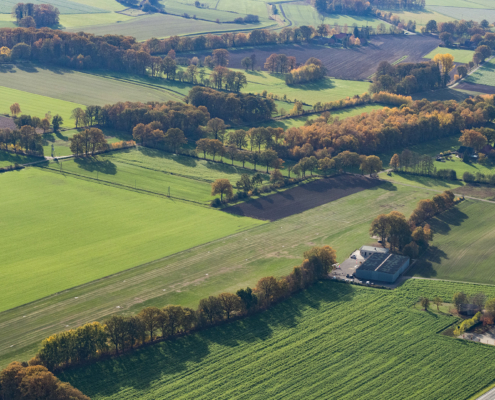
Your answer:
[0,183,430,368]
[61,283,495,399]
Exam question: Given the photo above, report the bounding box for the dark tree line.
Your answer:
[187,86,276,123]
[31,246,336,371]
[315,0,424,15]
[0,126,43,156]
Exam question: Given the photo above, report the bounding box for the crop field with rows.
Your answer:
[61,279,495,400]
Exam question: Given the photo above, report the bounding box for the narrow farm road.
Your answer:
[477,387,495,400]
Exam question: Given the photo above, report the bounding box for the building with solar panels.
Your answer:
[355,253,410,283]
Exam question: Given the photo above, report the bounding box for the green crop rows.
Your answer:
[61,279,495,400]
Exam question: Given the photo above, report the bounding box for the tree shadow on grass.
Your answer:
[138,146,198,168]
[60,281,355,398]
[74,157,117,175]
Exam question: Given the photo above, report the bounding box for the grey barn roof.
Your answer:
[357,253,409,275]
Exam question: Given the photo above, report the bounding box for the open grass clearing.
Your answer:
[68,0,126,12]
[46,147,267,203]
[0,65,185,107]
[409,200,495,284]
[0,181,442,368]
[0,151,41,168]
[0,86,85,129]
[427,6,495,23]
[61,279,495,400]
[465,58,495,87]
[424,46,474,64]
[74,13,275,41]
[0,0,109,14]
[379,171,465,192]
[386,9,459,27]
[241,70,370,105]
[0,166,263,313]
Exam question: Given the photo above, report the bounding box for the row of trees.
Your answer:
[0,126,43,156]
[69,128,109,156]
[370,190,455,256]
[33,246,336,371]
[0,362,89,400]
[132,123,187,153]
[12,3,60,28]
[264,53,297,73]
[272,95,495,156]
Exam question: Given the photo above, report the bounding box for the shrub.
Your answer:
[210,198,222,207]
[463,171,475,182]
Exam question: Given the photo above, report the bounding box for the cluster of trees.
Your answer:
[285,58,326,85]
[315,0,424,15]
[12,3,60,28]
[132,123,187,153]
[87,101,210,138]
[273,96,495,157]
[371,60,444,95]
[434,19,490,44]
[233,14,260,24]
[370,190,455,257]
[462,171,495,185]
[69,128,109,156]
[32,246,335,371]
[264,53,297,73]
[375,10,416,32]
[187,86,276,123]
[0,362,89,400]
[390,149,459,180]
[0,126,43,156]
[452,291,494,320]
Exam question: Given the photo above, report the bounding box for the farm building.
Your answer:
[360,245,389,258]
[355,253,410,283]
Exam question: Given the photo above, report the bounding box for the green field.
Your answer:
[427,6,495,23]
[46,147,266,203]
[424,47,474,64]
[410,200,495,284]
[0,166,263,313]
[388,9,459,28]
[465,58,495,87]
[60,279,495,400]
[0,152,41,168]
[0,179,443,368]
[241,70,370,106]
[280,2,386,28]
[0,86,85,129]
[76,13,274,41]
[59,12,133,28]
[426,0,495,8]
[0,66,185,107]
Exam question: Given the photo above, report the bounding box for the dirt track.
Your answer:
[223,174,382,221]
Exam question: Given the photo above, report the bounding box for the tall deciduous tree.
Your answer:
[211,178,233,201]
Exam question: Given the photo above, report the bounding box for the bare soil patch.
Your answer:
[0,115,15,129]
[181,35,440,80]
[455,82,495,94]
[223,174,382,221]
[455,184,495,201]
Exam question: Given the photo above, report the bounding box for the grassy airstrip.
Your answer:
[61,279,495,400]
[0,167,263,313]
[0,180,451,368]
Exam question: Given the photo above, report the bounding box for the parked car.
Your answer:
[350,255,356,259]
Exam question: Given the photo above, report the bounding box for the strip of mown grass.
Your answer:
[424,46,474,64]
[0,181,440,368]
[465,58,495,87]
[0,167,263,313]
[60,279,495,400]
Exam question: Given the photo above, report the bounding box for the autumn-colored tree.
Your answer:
[211,178,233,201]
[161,305,186,337]
[138,306,162,341]
[390,153,400,171]
[388,211,411,252]
[196,138,209,159]
[255,276,278,307]
[260,149,278,173]
[40,118,50,133]
[212,48,229,66]
[218,293,242,319]
[207,139,224,161]
[360,155,383,176]
[206,118,226,141]
[318,157,335,175]
[270,168,284,185]
[225,145,238,165]
[9,103,20,117]
[198,296,223,324]
[433,53,454,86]
[370,214,390,246]
[71,107,86,128]
[164,127,187,153]
[459,129,488,151]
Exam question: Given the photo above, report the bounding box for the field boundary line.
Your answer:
[39,165,210,207]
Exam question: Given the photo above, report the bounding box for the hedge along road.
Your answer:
[0,180,435,368]
[224,174,382,221]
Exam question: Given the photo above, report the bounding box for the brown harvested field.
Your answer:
[181,35,441,80]
[455,82,495,95]
[223,174,382,221]
[0,115,15,129]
